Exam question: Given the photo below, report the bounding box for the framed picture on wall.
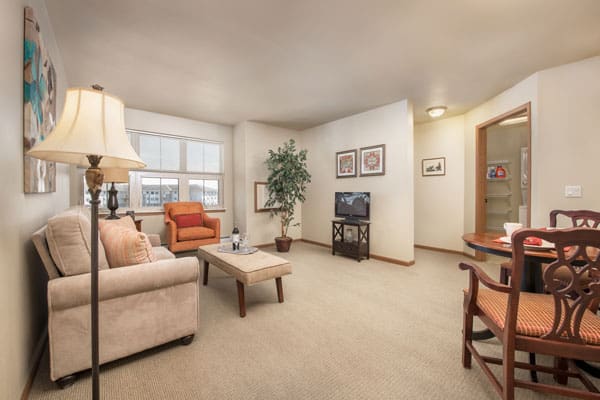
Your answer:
[336,149,357,178]
[422,157,446,176]
[359,144,385,176]
[254,181,278,212]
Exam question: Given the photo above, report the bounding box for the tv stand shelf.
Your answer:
[331,219,370,262]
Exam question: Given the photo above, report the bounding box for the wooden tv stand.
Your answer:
[331,219,370,262]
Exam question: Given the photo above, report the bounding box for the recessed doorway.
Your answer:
[475,103,531,248]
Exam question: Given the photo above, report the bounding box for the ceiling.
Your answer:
[45,0,600,129]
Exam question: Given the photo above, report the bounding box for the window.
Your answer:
[83,179,130,208]
[80,130,224,210]
[141,177,179,207]
[189,179,219,207]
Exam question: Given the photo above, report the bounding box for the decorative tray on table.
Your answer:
[217,245,258,255]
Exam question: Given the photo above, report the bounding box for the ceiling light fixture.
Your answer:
[426,106,447,118]
[498,115,528,126]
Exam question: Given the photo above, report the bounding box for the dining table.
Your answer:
[461,231,600,380]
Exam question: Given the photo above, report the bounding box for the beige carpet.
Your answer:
[29,243,600,399]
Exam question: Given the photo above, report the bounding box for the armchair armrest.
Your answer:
[165,220,178,246]
[459,262,511,293]
[48,257,199,311]
[203,214,220,237]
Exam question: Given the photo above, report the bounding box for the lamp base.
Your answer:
[106,182,121,219]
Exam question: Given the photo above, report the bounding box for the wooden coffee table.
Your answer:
[197,244,292,317]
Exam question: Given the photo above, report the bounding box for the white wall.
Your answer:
[0,1,70,398]
[460,56,600,254]
[233,121,301,245]
[302,100,414,263]
[535,56,600,220]
[414,115,465,251]
[70,108,235,242]
[463,73,539,250]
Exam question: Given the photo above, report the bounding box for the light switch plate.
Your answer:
[565,185,582,198]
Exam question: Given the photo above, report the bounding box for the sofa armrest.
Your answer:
[147,233,161,247]
[48,257,199,311]
[203,214,220,238]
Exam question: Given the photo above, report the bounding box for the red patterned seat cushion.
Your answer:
[475,289,600,345]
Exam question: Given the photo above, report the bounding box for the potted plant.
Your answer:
[265,139,311,252]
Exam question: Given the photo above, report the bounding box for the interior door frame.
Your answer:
[475,102,531,253]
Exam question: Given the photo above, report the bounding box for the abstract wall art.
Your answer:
[359,144,385,176]
[23,6,57,193]
[336,149,357,178]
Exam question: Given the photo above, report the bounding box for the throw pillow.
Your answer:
[174,213,203,228]
[46,208,110,276]
[99,223,157,268]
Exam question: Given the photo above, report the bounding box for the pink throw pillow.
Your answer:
[99,223,157,268]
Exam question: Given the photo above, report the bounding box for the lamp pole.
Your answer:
[85,155,103,400]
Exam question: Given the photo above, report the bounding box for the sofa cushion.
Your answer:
[174,213,203,228]
[99,216,137,232]
[178,226,215,241]
[46,208,109,276]
[100,224,157,268]
[153,246,176,260]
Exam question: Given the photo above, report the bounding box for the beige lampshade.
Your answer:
[27,87,146,169]
[102,168,129,183]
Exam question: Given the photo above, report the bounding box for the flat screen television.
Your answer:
[335,192,370,220]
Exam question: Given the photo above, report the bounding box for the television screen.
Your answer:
[335,192,370,220]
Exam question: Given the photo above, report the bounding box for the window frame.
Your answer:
[80,129,225,211]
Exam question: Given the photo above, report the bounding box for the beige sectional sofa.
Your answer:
[32,208,199,387]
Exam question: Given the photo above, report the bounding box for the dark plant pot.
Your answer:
[275,236,292,252]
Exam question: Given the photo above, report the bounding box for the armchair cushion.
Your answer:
[100,223,157,268]
[174,213,203,228]
[46,208,109,276]
[475,288,600,344]
[178,226,216,241]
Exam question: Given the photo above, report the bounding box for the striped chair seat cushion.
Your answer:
[475,289,600,345]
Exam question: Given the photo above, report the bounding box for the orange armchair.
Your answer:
[164,202,220,253]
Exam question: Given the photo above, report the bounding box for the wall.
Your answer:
[233,121,301,245]
[0,1,70,398]
[462,56,600,251]
[414,115,465,252]
[535,56,600,221]
[301,100,414,263]
[70,108,235,242]
[463,73,539,251]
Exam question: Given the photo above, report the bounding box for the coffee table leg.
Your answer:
[203,261,209,285]
[236,280,246,318]
[275,277,284,303]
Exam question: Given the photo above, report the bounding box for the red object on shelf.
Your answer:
[495,165,506,178]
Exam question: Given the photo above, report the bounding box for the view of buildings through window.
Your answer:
[83,130,223,210]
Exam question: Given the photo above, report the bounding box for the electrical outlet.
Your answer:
[565,185,582,198]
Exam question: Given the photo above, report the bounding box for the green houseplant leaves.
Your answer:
[265,139,311,239]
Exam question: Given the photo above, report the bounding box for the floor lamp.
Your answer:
[27,85,145,400]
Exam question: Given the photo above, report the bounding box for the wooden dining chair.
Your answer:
[499,209,600,285]
[460,227,600,400]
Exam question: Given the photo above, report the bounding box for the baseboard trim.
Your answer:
[299,238,330,248]
[21,326,47,400]
[255,238,301,249]
[299,239,414,266]
[371,254,414,266]
[414,244,476,260]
